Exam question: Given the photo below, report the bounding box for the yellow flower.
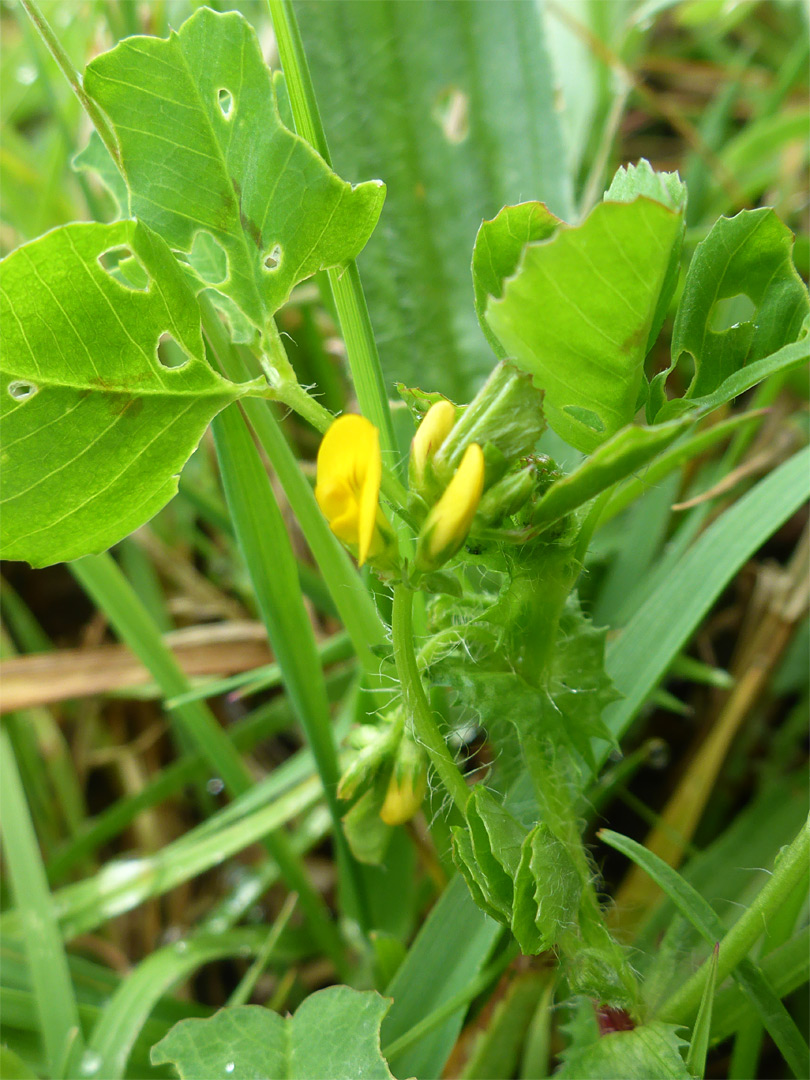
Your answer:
[315,414,384,566]
[379,759,428,826]
[409,399,456,493]
[415,442,485,571]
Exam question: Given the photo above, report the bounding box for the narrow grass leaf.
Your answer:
[602,446,810,757]
[686,943,718,1078]
[86,931,270,1079]
[600,829,810,1077]
[0,726,84,1076]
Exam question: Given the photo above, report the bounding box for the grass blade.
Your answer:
[600,827,810,1077]
[686,943,718,1078]
[0,726,84,1076]
[602,446,810,759]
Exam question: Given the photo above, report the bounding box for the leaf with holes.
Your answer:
[82,7,385,331]
[472,202,561,357]
[650,208,809,421]
[0,220,263,567]
[484,197,683,453]
[150,989,398,1079]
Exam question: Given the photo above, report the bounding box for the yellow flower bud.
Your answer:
[379,760,428,826]
[415,442,485,571]
[315,414,384,566]
[410,399,456,492]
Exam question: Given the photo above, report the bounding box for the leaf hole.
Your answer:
[563,405,605,433]
[709,293,757,333]
[263,243,283,271]
[157,333,191,370]
[218,88,233,119]
[8,380,39,401]
[432,86,469,144]
[97,246,150,291]
[188,231,229,285]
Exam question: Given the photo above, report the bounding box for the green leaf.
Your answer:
[485,197,683,452]
[686,944,718,1078]
[451,786,525,921]
[0,1047,37,1079]
[601,447,810,761]
[604,160,687,214]
[604,161,686,356]
[599,828,810,1078]
[555,1022,691,1080]
[72,131,128,217]
[83,7,385,329]
[0,220,260,567]
[151,988,397,1079]
[529,417,691,532]
[296,0,573,398]
[651,208,809,420]
[472,202,561,356]
[381,875,500,1080]
[511,824,581,955]
[343,785,394,866]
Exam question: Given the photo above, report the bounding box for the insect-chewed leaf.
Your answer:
[651,207,809,421]
[83,7,385,329]
[151,989,399,1079]
[484,197,683,453]
[0,220,262,567]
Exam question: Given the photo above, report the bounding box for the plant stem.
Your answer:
[266,0,397,460]
[391,584,469,812]
[660,814,810,1026]
[20,0,120,169]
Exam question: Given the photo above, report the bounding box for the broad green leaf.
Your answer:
[84,7,385,330]
[655,331,810,422]
[296,0,573,398]
[530,417,691,532]
[0,220,261,567]
[604,161,686,355]
[485,197,683,452]
[86,932,266,1080]
[151,989,397,1079]
[472,202,561,357]
[511,824,581,955]
[651,208,809,420]
[0,1047,37,1079]
[555,1022,691,1080]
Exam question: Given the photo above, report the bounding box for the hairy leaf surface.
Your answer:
[0,221,261,567]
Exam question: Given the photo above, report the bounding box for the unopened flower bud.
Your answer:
[409,399,456,497]
[379,738,428,826]
[415,443,485,571]
[476,464,537,526]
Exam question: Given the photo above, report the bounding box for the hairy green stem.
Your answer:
[392,585,469,812]
[660,814,810,1026]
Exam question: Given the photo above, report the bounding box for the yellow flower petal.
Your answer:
[315,414,384,565]
[410,399,455,488]
[415,442,485,571]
